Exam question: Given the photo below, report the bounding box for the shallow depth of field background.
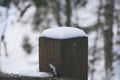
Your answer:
[0,0,120,80]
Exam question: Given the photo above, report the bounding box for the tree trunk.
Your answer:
[75,0,87,7]
[103,0,114,79]
[116,10,120,45]
[51,0,62,26]
[65,0,71,26]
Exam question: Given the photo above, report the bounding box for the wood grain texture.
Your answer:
[39,37,88,80]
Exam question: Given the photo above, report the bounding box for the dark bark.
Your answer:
[103,0,114,79]
[90,1,103,79]
[0,0,11,7]
[51,0,62,26]
[65,0,71,26]
[116,10,120,45]
[75,0,87,7]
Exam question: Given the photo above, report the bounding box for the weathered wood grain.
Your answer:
[39,37,88,80]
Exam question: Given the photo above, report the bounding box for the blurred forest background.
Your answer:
[0,0,120,80]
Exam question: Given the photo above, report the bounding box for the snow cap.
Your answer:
[41,27,87,39]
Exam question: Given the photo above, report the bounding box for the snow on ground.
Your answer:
[41,27,87,39]
[19,71,53,77]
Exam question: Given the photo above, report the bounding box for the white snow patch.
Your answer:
[0,22,40,74]
[41,27,87,39]
[19,71,53,77]
[72,0,99,28]
[88,31,97,48]
[49,64,57,76]
[20,5,36,22]
[0,3,53,78]
[78,9,98,27]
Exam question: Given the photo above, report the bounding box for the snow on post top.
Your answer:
[41,27,87,39]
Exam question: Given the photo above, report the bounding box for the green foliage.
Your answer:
[34,0,47,7]
[22,36,33,54]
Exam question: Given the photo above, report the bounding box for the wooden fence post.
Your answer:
[39,27,88,80]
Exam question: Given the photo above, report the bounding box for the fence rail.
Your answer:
[0,76,78,80]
